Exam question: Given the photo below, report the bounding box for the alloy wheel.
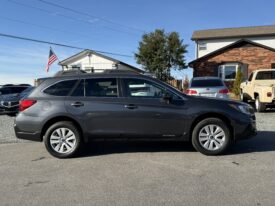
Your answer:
[198,124,225,151]
[50,128,77,154]
[255,99,259,110]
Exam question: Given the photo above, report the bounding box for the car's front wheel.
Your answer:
[192,118,232,155]
[44,121,82,158]
[240,90,248,103]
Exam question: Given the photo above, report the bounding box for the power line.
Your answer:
[0,14,137,51]
[7,0,142,36]
[0,15,96,39]
[7,0,86,23]
[36,0,145,33]
[0,32,134,58]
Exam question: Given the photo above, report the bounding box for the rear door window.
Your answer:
[85,78,118,97]
[71,80,85,97]
[191,79,224,87]
[44,80,77,96]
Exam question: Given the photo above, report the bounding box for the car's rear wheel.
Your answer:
[255,96,266,113]
[44,121,82,158]
[192,118,232,155]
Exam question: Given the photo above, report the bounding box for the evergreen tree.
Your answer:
[232,66,243,97]
[135,29,187,81]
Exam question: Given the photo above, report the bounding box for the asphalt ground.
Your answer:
[0,112,275,206]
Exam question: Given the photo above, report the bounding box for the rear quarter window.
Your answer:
[43,80,77,96]
[255,71,275,80]
[191,79,224,87]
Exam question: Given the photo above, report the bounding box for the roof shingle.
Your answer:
[192,25,275,40]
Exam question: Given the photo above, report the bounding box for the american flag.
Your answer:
[45,47,58,72]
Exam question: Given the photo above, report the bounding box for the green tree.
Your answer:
[232,66,243,97]
[135,29,187,81]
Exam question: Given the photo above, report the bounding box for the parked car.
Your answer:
[186,77,229,99]
[14,71,256,158]
[240,69,275,112]
[0,84,31,96]
[0,86,34,114]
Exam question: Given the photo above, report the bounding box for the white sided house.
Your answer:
[189,25,275,83]
[192,25,275,58]
[59,49,144,73]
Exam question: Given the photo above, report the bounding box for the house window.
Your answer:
[218,63,239,81]
[271,63,275,69]
[198,42,207,50]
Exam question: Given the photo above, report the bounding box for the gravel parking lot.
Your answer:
[0,111,275,206]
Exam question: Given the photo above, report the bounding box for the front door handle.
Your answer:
[124,104,138,109]
[71,102,84,107]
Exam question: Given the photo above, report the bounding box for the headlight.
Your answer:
[229,104,253,115]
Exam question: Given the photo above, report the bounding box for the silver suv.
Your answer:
[187,77,229,99]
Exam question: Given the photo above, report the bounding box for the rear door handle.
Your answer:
[124,104,138,109]
[71,102,84,107]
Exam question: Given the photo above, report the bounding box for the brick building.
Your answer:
[188,25,275,84]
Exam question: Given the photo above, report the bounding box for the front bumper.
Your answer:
[0,106,18,114]
[234,115,257,140]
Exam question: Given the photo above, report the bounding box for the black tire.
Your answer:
[240,90,248,103]
[255,96,266,113]
[44,121,82,158]
[192,118,232,156]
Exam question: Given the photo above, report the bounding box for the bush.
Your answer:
[232,67,243,97]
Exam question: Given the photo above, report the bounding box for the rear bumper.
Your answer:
[14,124,42,141]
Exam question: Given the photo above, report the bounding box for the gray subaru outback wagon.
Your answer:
[14,71,256,158]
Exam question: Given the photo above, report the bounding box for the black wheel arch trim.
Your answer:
[189,112,235,141]
[41,115,85,142]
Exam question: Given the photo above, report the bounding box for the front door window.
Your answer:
[124,78,166,98]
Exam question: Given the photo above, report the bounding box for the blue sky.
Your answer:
[0,0,275,84]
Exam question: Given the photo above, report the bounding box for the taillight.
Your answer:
[186,89,198,95]
[267,92,272,97]
[19,99,37,112]
[219,89,229,94]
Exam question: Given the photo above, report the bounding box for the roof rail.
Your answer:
[54,70,87,77]
[102,69,139,74]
